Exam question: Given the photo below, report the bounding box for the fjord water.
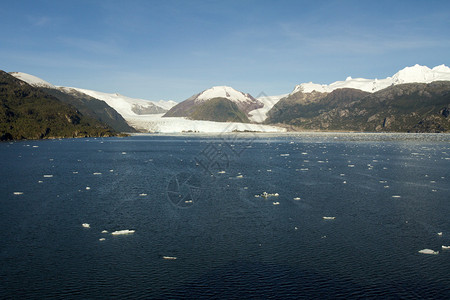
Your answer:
[1,133,449,299]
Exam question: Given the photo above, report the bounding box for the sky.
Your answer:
[1,0,450,101]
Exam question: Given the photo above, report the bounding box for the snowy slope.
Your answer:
[249,94,288,123]
[292,64,450,94]
[195,86,255,104]
[10,72,56,88]
[66,87,177,117]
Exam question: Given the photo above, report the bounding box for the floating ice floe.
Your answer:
[293,197,301,200]
[323,216,336,220]
[418,249,439,255]
[38,181,43,183]
[13,192,23,195]
[86,187,91,190]
[93,172,102,175]
[272,201,280,205]
[236,175,243,178]
[101,230,108,233]
[347,165,355,168]
[437,232,443,236]
[32,145,39,148]
[217,170,226,174]
[72,171,78,174]
[392,195,401,198]
[258,192,279,198]
[111,229,135,235]
[43,175,53,178]
[139,193,148,196]
[121,152,127,155]
[99,238,106,241]
[280,154,290,157]
[163,256,177,260]
[82,223,90,228]
[109,169,114,172]
[442,246,450,250]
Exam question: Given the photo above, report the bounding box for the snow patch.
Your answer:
[10,72,56,88]
[291,64,450,94]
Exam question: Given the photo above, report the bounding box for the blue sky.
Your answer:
[2,0,449,101]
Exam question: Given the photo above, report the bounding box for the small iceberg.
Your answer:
[323,216,336,220]
[293,197,301,200]
[280,154,290,157]
[82,223,90,228]
[86,187,91,190]
[418,249,439,255]
[272,201,280,205]
[218,170,226,174]
[259,192,279,198]
[236,175,243,178]
[43,175,53,178]
[101,230,108,234]
[111,229,135,235]
[13,192,23,195]
[442,246,450,250]
[392,195,401,198]
[437,232,443,236]
[163,256,177,260]
[139,193,148,196]
[93,172,102,175]
[99,238,106,241]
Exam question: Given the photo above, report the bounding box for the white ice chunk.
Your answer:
[323,216,336,220]
[418,249,439,255]
[111,229,135,235]
[82,223,90,228]
[13,192,23,195]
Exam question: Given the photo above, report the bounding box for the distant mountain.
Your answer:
[69,87,177,118]
[266,82,450,133]
[164,86,263,122]
[9,72,136,132]
[0,71,116,140]
[250,64,450,124]
[44,87,136,133]
[292,64,450,94]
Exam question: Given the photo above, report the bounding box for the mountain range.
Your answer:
[2,64,450,139]
[0,71,116,140]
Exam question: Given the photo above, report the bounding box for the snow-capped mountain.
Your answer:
[164,86,264,121]
[9,72,56,89]
[291,64,450,94]
[192,86,263,114]
[66,87,177,118]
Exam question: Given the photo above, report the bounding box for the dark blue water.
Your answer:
[1,133,450,299]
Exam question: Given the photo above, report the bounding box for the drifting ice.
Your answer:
[111,229,135,235]
[418,249,439,255]
[82,223,90,228]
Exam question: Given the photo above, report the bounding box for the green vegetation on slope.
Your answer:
[0,71,116,141]
[265,83,450,133]
[189,97,250,123]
